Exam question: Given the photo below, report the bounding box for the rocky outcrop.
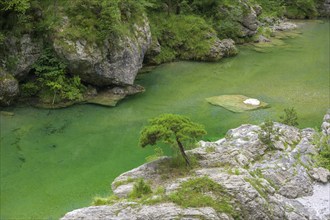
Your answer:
[84,85,145,107]
[272,21,298,32]
[54,17,152,86]
[318,0,330,17]
[61,203,230,220]
[144,38,162,64]
[62,111,330,220]
[201,38,238,61]
[0,69,19,106]
[238,4,260,37]
[0,34,42,80]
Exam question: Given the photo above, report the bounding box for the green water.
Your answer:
[1,21,329,219]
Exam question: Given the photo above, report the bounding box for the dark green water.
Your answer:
[1,21,329,219]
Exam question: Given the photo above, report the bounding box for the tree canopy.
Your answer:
[139,114,206,166]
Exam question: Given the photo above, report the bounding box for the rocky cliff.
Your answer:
[61,110,330,220]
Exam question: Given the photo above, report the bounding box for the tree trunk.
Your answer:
[176,138,191,167]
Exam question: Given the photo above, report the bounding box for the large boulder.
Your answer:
[318,0,330,17]
[0,34,42,80]
[54,17,152,86]
[61,203,230,220]
[0,69,19,106]
[200,38,238,61]
[238,3,260,37]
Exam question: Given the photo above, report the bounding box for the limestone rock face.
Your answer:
[144,38,162,64]
[272,21,297,32]
[61,203,231,220]
[319,0,330,16]
[239,4,260,37]
[61,110,330,220]
[201,38,238,61]
[0,70,19,106]
[0,34,42,80]
[54,17,152,86]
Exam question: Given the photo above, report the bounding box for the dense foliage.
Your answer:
[21,48,85,104]
[139,114,206,166]
[280,107,299,126]
[0,0,326,104]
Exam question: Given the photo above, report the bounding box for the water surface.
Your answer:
[1,20,329,219]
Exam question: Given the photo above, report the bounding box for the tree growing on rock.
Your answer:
[139,114,206,166]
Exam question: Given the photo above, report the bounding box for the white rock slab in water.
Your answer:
[243,98,260,106]
[296,183,330,219]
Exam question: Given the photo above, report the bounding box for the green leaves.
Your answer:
[0,0,30,13]
[139,114,206,166]
[26,47,85,103]
[280,107,299,127]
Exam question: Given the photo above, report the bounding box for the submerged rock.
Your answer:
[206,95,268,113]
[85,85,145,107]
[272,21,297,32]
[61,110,330,220]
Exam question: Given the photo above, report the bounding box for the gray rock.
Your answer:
[318,0,330,17]
[0,34,42,80]
[0,70,19,106]
[54,17,152,86]
[255,35,271,43]
[322,110,330,136]
[144,38,161,64]
[61,203,228,220]
[272,21,297,32]
[309,168,330,183]
[201,38,238,61]
[62,110,330,220]
[239,4,259,37]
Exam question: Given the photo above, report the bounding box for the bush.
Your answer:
[150,14,216,63]
[129,178,152,199]
[280,107,299,127]
[31,47,85,103]
[258,119,278,150]
[168,177,234,215]
[20,81,39,97]
[313,133,330,170]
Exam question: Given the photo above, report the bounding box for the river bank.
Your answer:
[0,20,329,219]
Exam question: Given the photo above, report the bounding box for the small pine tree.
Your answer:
[139,114,206,166]
[258,119,277,150]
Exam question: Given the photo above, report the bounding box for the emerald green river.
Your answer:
[1,21,329,219]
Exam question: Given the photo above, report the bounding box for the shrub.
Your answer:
[168,177,234,214]
[280,107,299,127]
[31,47,85,103]
[129,178,152,199]
[313,133,330,170]
[150,14,216,63]
[258,119,278,150]
[20,81,39,97]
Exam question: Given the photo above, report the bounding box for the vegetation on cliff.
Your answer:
[0,0,327,106]
[139,114,206,166]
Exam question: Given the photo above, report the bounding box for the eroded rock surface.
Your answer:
[0,69,19,106]
[62,110,330,220]
[54,17,152,86]
[0,34,42,80]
